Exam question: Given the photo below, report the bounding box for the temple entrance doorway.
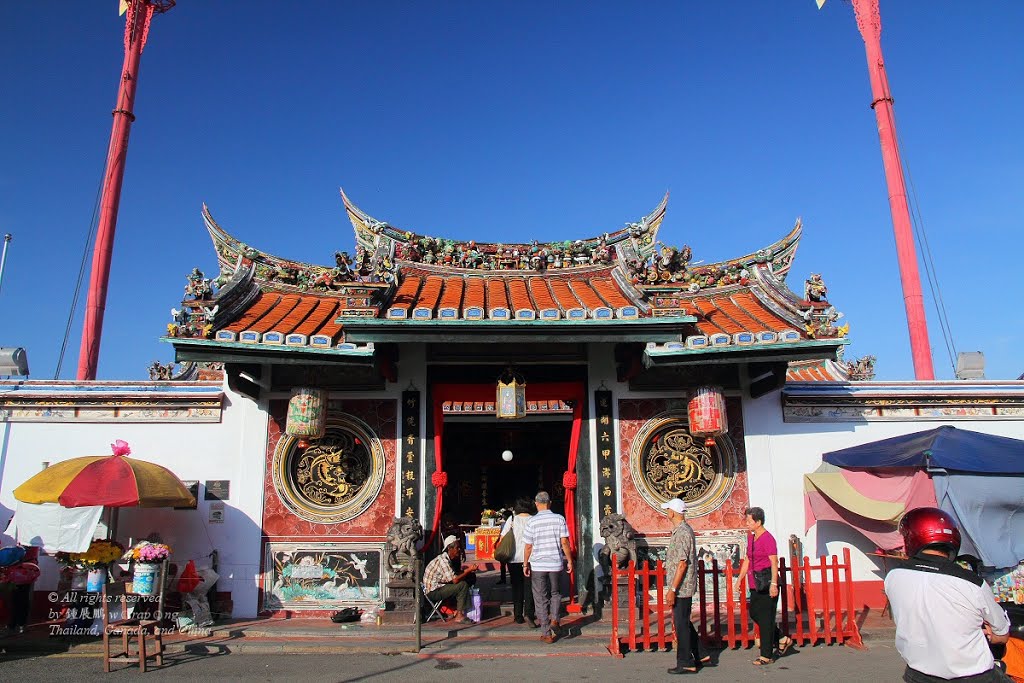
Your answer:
[441,417,572,526]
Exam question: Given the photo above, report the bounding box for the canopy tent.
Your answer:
[809,427,1024,568]
[822,425,1024,474]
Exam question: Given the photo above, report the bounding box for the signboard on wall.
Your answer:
[204,480,230,501]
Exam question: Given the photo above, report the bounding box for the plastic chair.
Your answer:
[422,583,446,622]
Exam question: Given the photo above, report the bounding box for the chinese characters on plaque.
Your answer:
[400,391,421,520]
[594,390,618,518]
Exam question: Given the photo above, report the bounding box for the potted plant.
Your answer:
[481,509,500,527]
[55,551,88,590]
[124,541,172,596]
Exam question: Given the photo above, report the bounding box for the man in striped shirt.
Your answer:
[523,491,573,643]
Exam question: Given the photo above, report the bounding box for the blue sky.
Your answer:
[1,2,1022,381]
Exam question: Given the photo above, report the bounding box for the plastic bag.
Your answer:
[177,560,202,593]
[331,607,362,623]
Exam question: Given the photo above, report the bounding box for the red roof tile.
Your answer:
[226,293,280,332]
[390,276,422,313]
[568,280,608,311]
[786,360,848,382]
[251,294,301,332]
[549,279,583,311]
[507,278,532,312]
[731,291,792,332]
[439,277,464,311]
[486,278,510,311]
[293,299,339,336]
[529,278,558,311]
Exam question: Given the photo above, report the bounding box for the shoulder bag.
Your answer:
[494,527,516,563]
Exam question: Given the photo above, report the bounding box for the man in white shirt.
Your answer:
[885,507,1010,682]
[523,490,572,643]
[422,535,477,624]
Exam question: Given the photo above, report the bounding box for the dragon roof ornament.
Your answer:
[340,189,668,274]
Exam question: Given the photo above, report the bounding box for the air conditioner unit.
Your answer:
[955,351,985,380]
[0,347,29,377]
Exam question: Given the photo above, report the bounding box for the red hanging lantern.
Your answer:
[286,387,327,449]
[687,385,728,448]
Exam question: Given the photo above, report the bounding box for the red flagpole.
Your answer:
[849,0,935,379]
[76,0,174,380]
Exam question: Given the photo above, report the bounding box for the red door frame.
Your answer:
[427,381,585,597]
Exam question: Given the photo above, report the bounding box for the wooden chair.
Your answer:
[101,562,167,672]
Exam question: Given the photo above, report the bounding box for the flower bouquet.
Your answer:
[481,509,501,526]
[124,541,172,596]
[60,539,125,591]
[124,541,172,565]
[72,539,125,569]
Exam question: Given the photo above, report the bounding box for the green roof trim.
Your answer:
[337,316,695,327]
[161,337,375,358]
[644,338,849,367]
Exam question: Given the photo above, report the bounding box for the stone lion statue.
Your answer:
[385,517,423,582]
[598,513,638,573]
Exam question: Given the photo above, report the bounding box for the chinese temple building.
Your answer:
[2,191,1023,618]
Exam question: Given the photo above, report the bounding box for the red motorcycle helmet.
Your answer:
[898,507,961,558]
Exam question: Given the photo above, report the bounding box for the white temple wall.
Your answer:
[0,381,268,617]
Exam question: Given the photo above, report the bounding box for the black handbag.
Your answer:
[494,528,515,563]
[753,568,773,593]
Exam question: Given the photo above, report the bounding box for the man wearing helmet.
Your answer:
[885,507,1011,682]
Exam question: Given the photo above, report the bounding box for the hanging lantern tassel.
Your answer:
[688,385,728,448]
[286,387,327,449]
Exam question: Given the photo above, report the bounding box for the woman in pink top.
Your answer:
[734,506,794,665]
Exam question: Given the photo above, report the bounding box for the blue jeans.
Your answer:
[530,570,562,635]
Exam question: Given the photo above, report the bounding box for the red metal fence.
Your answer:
[607,548,864,657]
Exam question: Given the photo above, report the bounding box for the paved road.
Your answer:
[0,640,907,681]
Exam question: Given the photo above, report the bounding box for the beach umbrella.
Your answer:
[13,440,195,509]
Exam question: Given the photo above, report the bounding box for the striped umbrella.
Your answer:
[13,440,195,508]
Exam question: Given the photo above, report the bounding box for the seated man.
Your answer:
[423,535,478,624]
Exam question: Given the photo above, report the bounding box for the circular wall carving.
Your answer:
[629,410,736,517]
[272,413,385,524]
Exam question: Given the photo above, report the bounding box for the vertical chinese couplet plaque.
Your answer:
[401,391,421,520]
[594,390,618,518]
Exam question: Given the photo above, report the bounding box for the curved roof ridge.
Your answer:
[340,187,668,258]
[689,218,802,282]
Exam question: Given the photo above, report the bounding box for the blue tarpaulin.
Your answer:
[823,426,1024,474]
[934,473,1024,569]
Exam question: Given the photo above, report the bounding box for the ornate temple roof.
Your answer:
[786,359,851,382]
[164,192,849,364]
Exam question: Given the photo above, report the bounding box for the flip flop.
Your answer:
[753,656,774,666]
[778,636,794,656]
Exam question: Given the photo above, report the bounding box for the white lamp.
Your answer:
[501,450,513,462]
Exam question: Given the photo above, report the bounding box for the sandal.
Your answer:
[753,656,774,666]
[778,636,794,656]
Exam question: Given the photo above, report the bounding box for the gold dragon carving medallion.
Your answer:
[273,414,385,524]
[630,411,736,517]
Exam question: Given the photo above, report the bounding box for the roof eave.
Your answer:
[163,337,376,366]
[643,338,848,367]
[338,317,696,344]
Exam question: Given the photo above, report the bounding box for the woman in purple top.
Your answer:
[734,506,794,665]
